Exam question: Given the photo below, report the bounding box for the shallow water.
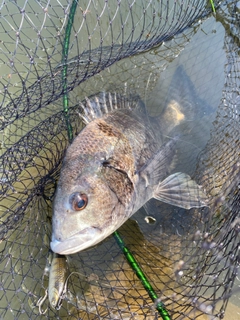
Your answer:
[0,1,239,319]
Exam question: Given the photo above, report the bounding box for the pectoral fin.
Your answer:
[153,172,208,209]
[138,138,177,187]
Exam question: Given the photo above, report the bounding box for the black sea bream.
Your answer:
[51,92,207,255]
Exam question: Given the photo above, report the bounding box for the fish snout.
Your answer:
[50,227,102,254]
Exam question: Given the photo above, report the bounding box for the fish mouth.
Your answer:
[50,227,102,255]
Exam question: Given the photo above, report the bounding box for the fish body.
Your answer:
[51,92,207,255]
[48,253,69,309]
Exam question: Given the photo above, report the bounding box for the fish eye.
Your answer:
[70,192,88,211]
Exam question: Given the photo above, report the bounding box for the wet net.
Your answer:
[0,0,239,319]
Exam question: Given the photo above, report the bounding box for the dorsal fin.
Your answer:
[78,92,144,124]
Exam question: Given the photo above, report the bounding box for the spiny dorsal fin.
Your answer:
[78,92,142,124]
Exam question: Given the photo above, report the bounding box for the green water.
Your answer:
[0,1,239,319]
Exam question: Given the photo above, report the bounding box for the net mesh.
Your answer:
[0,0,239,319]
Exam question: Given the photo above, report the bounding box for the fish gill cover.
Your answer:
[0,1,239,319]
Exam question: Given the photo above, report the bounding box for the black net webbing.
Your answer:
[0,1,239,319]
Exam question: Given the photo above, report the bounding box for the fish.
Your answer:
[48,253,69,309]
[50,91,208,255]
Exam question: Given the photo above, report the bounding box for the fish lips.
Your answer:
[50,227,102,255]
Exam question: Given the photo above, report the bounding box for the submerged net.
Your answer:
[0,0,239,319]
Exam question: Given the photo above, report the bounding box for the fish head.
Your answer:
[51,109,137,255]
[51,154,133,255]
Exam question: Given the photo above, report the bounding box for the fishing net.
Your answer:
[0,0,239,319]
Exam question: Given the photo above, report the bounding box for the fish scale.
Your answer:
[51,92,208,255]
